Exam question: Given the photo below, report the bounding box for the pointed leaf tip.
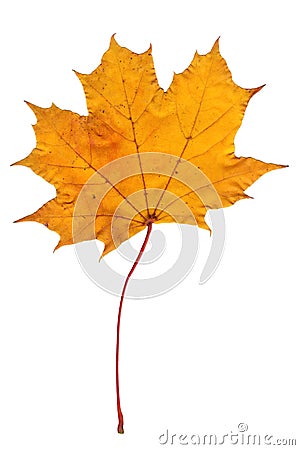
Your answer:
[110,33,119,48]
[211,36,221,53]
[24,100,35,110]
[249,84,266,97]
[24,100,53,116]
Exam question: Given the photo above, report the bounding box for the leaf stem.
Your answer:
[116,220,153,434]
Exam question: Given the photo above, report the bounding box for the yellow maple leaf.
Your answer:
[13,36,287,434]
[13,36,284,255]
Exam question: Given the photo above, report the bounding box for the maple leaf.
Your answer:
[13,36,286,433]
[13,36,284,254]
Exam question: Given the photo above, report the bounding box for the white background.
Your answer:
[0,0,299,448]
